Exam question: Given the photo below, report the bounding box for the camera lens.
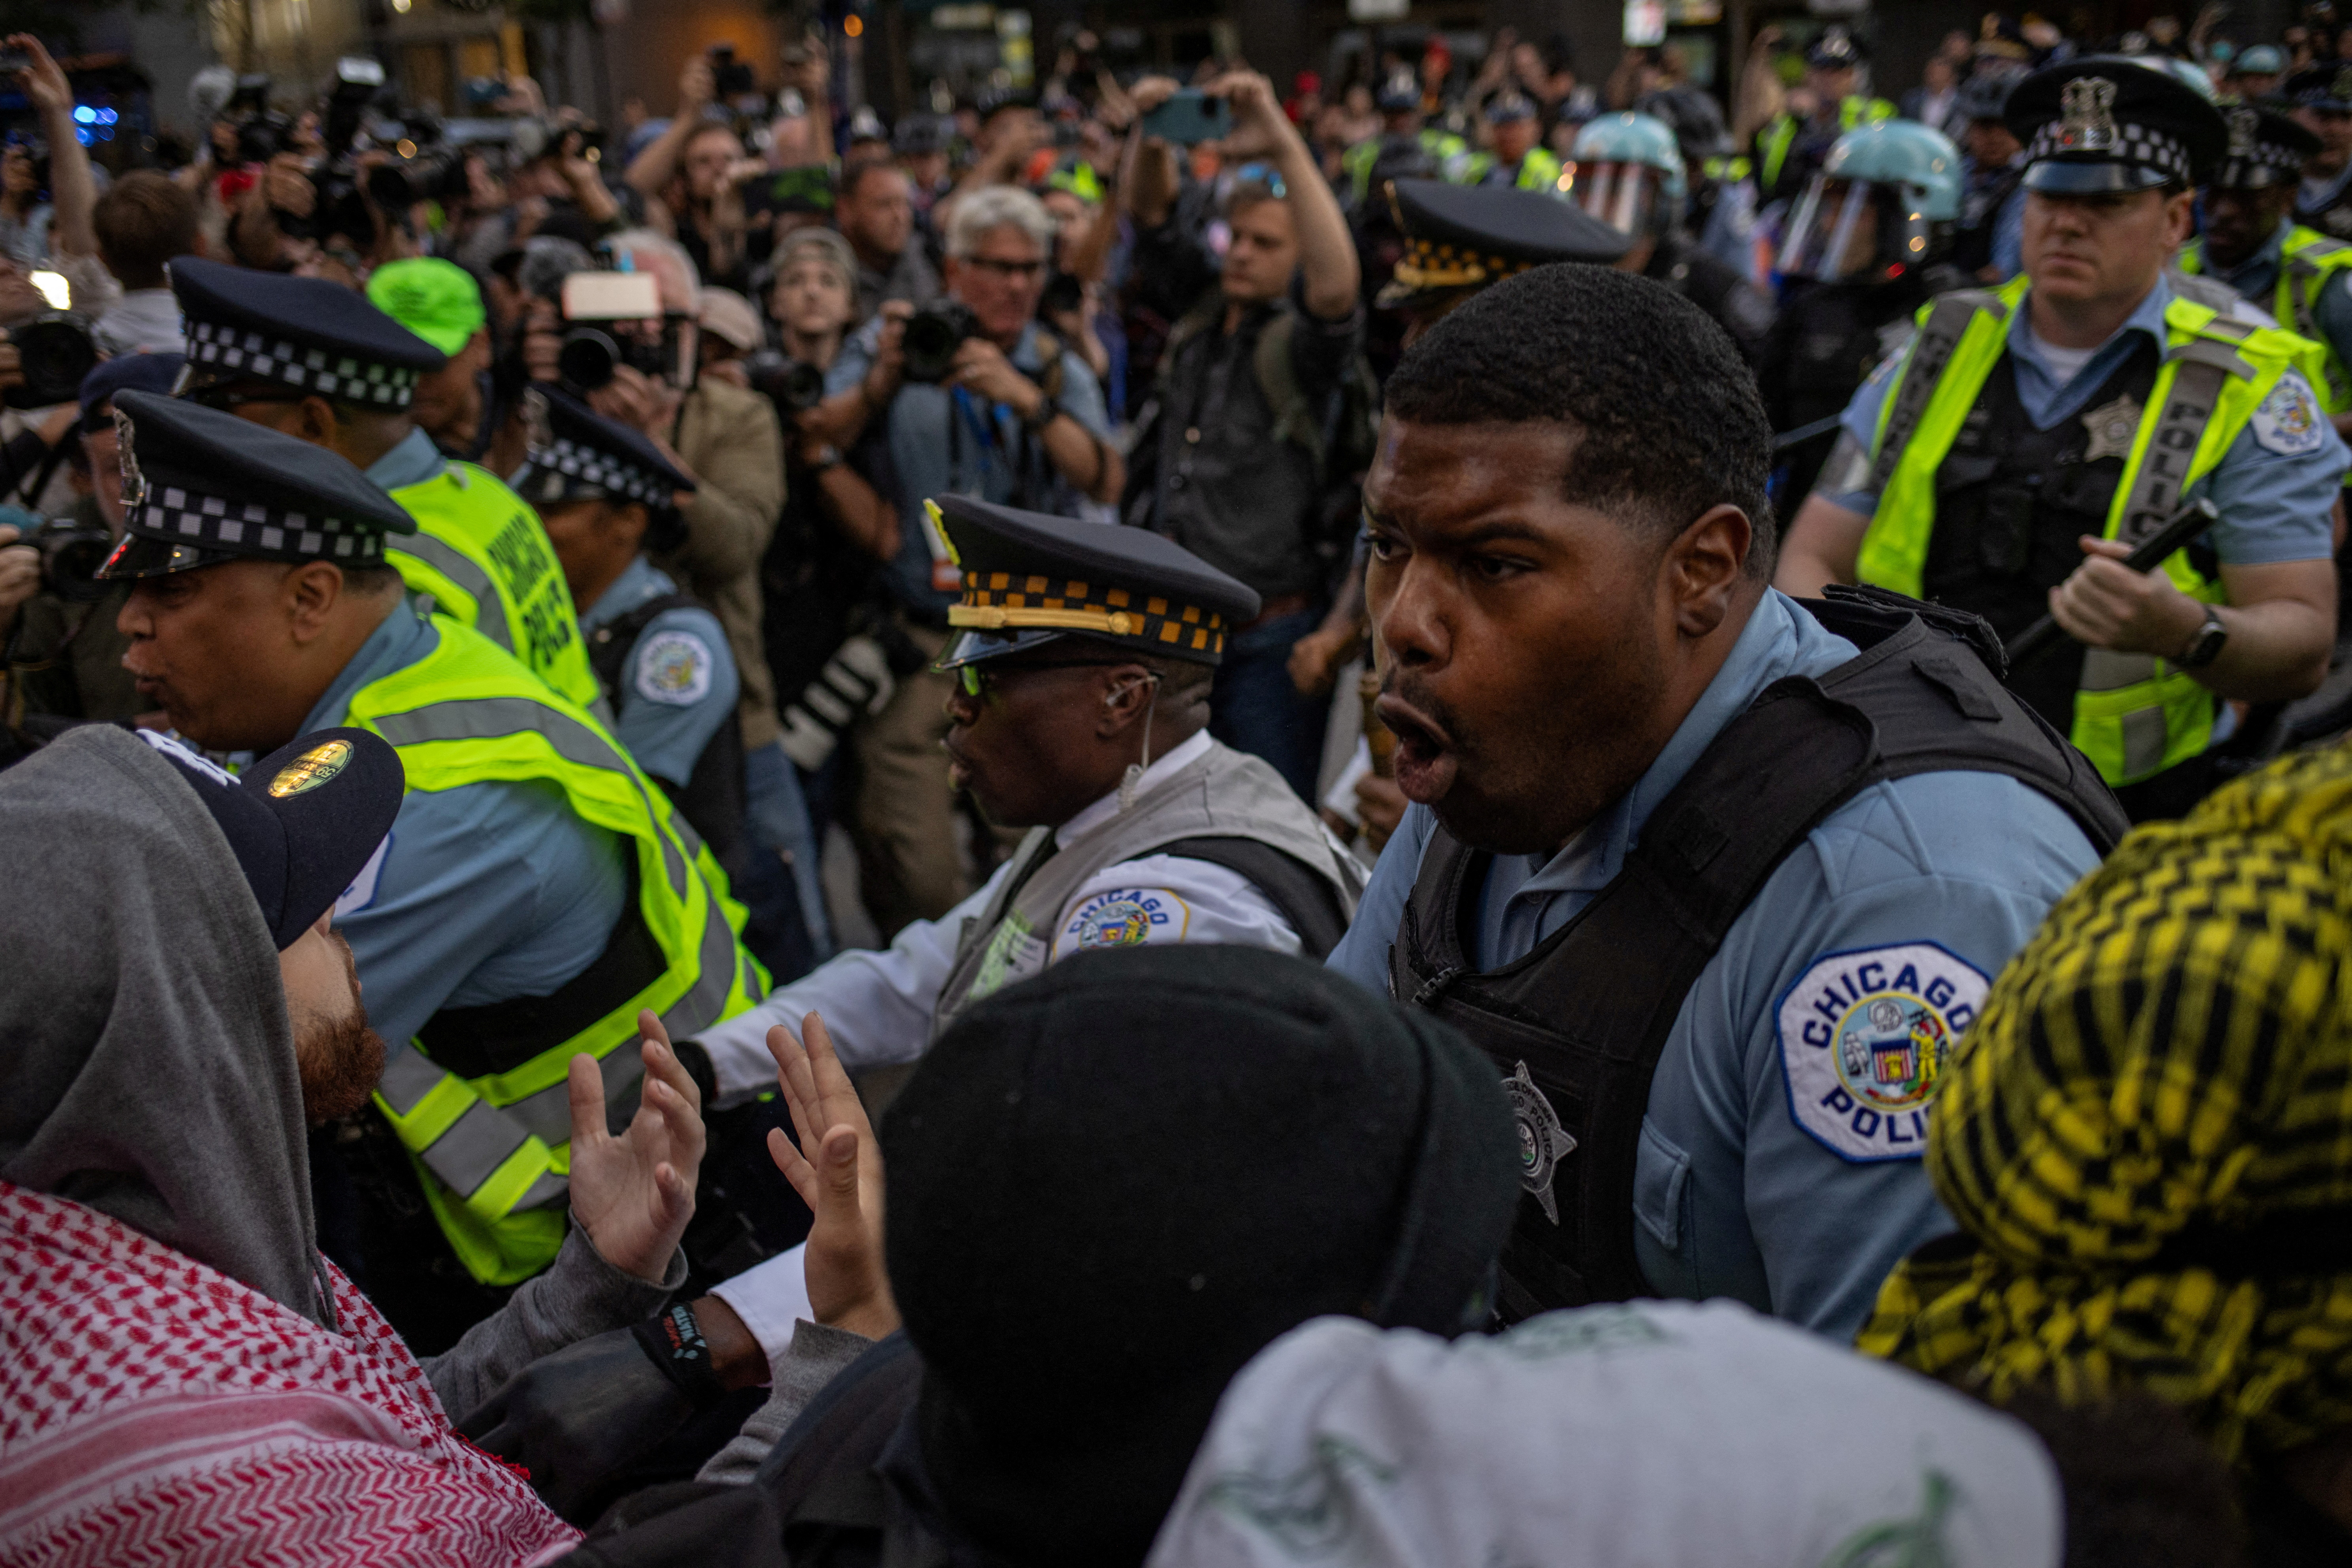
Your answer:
[8,315,95,410]
[782,361,826,411]
[42,530,111,603]
[557,326,621,391]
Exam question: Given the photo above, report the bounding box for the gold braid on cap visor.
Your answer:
[1387,236,1536,293]
[950,572,1228,657]
[1856,743,2352,1467]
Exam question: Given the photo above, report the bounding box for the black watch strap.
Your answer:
[2176,606,2228,669]
[631,1301,730,1406]
[1022,393,1061,431]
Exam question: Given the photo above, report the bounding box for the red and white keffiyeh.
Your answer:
[0,1181,582,1568]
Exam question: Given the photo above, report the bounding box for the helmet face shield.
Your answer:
[1572,160,1659,235]
[1778,175,1925,281]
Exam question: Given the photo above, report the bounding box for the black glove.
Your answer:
[456,1324,703,1521]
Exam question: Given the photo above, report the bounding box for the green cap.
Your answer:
[365,257,486,358]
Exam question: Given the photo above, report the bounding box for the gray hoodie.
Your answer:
[0,725,681,1416]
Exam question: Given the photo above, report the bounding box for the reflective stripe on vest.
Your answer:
[2178,229,2352,415]
[1856,275,2300,785]
[387,465,608,715]
[348,618,764,1285]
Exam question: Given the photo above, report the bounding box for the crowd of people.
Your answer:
[10,8,2352,1566]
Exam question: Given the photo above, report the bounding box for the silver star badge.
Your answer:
[1505,1061,1577,1226]
[2080,392,2142,463]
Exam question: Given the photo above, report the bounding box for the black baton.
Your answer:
[2002,497,2221,670]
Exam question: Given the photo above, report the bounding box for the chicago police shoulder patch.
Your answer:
[1776,941,1990,1162]
[633,628,714,707]
[2252,375,2326,456]
[1056,887,1191,956]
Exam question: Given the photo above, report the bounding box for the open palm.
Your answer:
[567,1009,706,1284]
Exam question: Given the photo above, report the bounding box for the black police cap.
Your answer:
[1377,178,1629,308]
[2212,104,2320,189]
[1806,26,1867,68]
[94,389,416,580]
[930,494,1258,669]
[512,387,696,552]
[169,255,446,412]
[138,727,405,950]
[2282,60,2352,111]
[2006,56,2228,193]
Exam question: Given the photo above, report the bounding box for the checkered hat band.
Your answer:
[958,572,1228,658]
[186,319,419,408]
[137,485,388,562]
[529,437,672,506]
[2026,118,2191,183]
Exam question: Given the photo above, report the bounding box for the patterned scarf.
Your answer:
[1857,742,2352,1466]
[0,1182,579,1567]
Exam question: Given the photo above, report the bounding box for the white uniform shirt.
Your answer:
[702,730,1310,1362]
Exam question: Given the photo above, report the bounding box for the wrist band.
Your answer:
[631,1302,729,1406]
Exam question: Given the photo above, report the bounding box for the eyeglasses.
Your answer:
[963,256,1047,280]
[950,658,1132,699]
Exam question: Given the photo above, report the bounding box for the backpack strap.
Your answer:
[1157,835,1351,959]
[1866,288,2008,495]
[1250,313,1328,472]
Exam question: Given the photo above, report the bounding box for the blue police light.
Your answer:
[97,108,117,125]
[71,105,93,124]
[73,127,90,145]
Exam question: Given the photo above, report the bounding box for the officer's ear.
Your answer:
[296,394,341,448]
[608,501,652,554]
[2161,186,2198,250]
[1662,502,1754,640]
[281,559,352,644]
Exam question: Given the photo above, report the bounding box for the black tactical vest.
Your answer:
[1385,589,2127,1319]
[585,592,748,881]
[1923,338,2169,733]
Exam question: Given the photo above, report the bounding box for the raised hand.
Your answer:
[567,1009,706,1284]
[764,1013,898,1339]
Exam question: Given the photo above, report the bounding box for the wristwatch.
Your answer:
[2175,606,2229,669]
[1021,392,1062,432]
[809,442,844,472]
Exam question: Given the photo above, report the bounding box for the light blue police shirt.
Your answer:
[827,317,1113,620]
[2200,218,2352,381]
[305,599,628,1048]
[581,554,739,790]
[365,425,448,492]
[1819,276,2347,567]
[1325,590,2104,1340]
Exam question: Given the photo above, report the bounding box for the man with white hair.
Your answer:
[821,183,1122,936]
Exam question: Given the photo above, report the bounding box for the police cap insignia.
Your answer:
[2227,106,2255,158]
[269,738,353,797]
[2057,76,2118,151]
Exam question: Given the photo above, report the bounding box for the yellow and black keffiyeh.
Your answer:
[1857,742,2352,1466]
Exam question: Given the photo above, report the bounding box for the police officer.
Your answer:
[1341,70,1468,211]
[1758,119,1964,506]
[100,391,765,1349]
[2182,106,2352,430]
[518,387,746,875]
[1327,261,2123,1338]
[1778,58,2346,823]
[2287,61,2352,240]
[1571,112,1777,361]
[1950,71,2029,281]
[1754,26,1897,206]
[166,256,607,717]
[1452,93,1564,195]
[680,493,1364,1357]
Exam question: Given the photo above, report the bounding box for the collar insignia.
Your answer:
[2058,76,2119,152]
[2082,391,2143,463]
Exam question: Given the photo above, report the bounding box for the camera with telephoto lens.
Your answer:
[900,298,982,384]
[743,348,826,413]
[0,505,110,604]
[6,312,95,410]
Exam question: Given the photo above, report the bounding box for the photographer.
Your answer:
[623,55,752,294]
[1121,70,1368,800]
[835,153,940,323]
[817,183,1119,934]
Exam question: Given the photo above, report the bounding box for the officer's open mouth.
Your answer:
[1377,695,1455,793]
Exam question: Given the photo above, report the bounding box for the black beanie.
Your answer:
[880,945,1519,1568]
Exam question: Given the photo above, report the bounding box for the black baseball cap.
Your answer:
[138,727,406,949]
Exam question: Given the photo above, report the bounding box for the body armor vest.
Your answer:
[1385,590,2127,1319]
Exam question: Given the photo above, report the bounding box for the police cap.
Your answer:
[929,494,1258,670]
[2006,55,2228,193]
[93,389,416,580]
[2212,104,2320,189]
[2235,44,2288,77]
[1375,70,1423,113]
[1806,26,1866,70]
[2282,60,2352,112]
[1485,91,1538,125]
[1375,177,1629,309]
[169,255,447,412]
[511,387,696,552]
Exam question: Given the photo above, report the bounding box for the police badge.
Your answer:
[113,406,148,513]
[1505,1061,1577,1226]
[2056,77,2119,153]
[2080,392,2142,463]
